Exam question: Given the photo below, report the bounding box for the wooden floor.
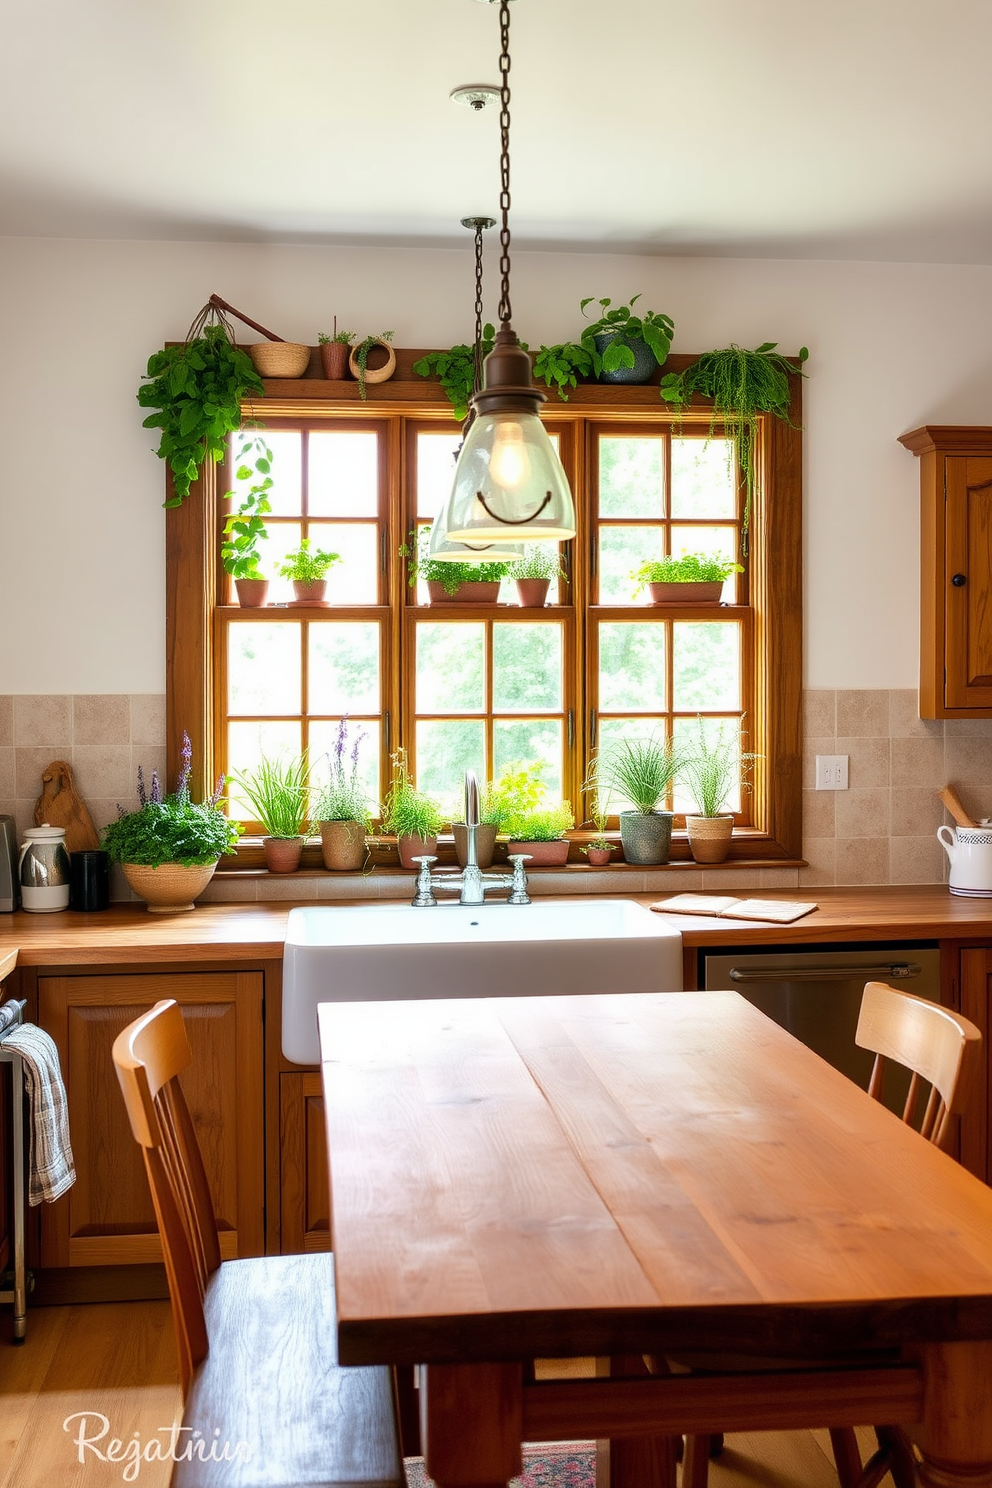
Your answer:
[0,1302,892,1488]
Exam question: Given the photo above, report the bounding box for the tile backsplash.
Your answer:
[1,689,987,893]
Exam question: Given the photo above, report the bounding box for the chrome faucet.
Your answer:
[411,770,530,907]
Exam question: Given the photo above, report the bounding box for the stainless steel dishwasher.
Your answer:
[701,942,942,1116]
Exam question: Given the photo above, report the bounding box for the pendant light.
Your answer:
[436,0,576,546]
[428,217,524,564]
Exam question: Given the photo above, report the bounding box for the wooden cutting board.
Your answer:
[34,760,101,852]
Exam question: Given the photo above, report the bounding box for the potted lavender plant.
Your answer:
[311,719,374,871]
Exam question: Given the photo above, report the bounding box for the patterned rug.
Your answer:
[405,1443,595,1488]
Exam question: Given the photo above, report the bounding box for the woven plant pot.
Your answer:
[507,839,570,865]
[427,580,500,605]
[647,581,723,605]
[452,823,497,870]
[234,578,269,607]
[122,860,217,914]
[349,339,396,385]
[686,814,734,864]
[319,819,366,871]
[618,810,673,865]
[248,342,311,378]
[397,834,438,870]
[263,836,304,874]
[320,342,350,380]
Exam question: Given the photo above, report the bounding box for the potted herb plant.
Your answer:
[631,553,742,606]
[221,434,274,606]
[580,295,675,384]
[452,760,546,869]
[278,538,341,603]
[311,718,373,871]
[587,734,681,865]
[381,748,445,869]
[660,342,809,542]
[680,720,759,864]
[318,326,354,381]
[102,733,241,912]
[581,795,616,867]
[350,331,395,400]
[504,801,575,866]
[138,302,265,508]
[510,545,567,608]
[413,324,496,420]
[230,753,310,873]
[401,530,513,605]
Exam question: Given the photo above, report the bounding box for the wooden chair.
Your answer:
[113,999,404,1488]
[680,982,982,1488]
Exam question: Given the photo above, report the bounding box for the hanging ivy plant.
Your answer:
[137,303,265,508]
[660,342,808,541]
[412,325,497,420]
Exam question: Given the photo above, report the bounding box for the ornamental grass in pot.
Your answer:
[381,748,445,869]
[680,719,759,864]
[230,753,310,873]
[311,718,373,871]
[102,733,240,912]
[587,734,681,865]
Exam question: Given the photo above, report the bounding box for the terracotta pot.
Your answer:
[320,341,350,380]
[122,860,218,914]
[585,847,614,867]
[516,578,551,608]
[618,810,673,865]
[397,834,437,870]
[427,580,501,605]
[319,819,366,871]
[234,577,269,607]
[647,581,723,605]
[291,579,328,604]
[263,836,304,873]
[686,814,734,864]
[452,822,497,869]
[507,839,570,866]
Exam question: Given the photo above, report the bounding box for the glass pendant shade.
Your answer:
[426,515,523,564]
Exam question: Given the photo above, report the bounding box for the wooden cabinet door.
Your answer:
[38,970,264,1268]
[944,456,992,711]
[958,947,990,1183]
[279,1072,331,1254]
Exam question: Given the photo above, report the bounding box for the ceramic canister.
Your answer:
[19,823,71,912]
[937,823,992,897]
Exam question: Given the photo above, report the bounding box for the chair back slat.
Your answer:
[856,982,982,1152]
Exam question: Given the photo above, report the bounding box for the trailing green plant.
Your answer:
[659,342,809,543]
[318,329,354,345]
[532,341,594,401]
[353,330,394,401]
[504,802,575,842]
[479,761,547,830]
[399,530,513,596]
[631,553,742,592]
[137,306,265,509]
[509,545,568,583]
[230,753,310,838]
[221,434,274,580]
[413,324,496,420]
[103,733,241,866]
[586,733,682,815]
[381,748,445,839]
[311,718,374,827]
[680,718,759,818]
[579,295,675,376]
[278,537,341,584]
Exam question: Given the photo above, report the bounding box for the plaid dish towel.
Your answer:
[1,1023,76,1205]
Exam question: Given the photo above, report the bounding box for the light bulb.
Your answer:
[489,420,530,489]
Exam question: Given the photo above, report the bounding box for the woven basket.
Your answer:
[122,860,217,913]
[249,342,311,378]
[349,339,397,385]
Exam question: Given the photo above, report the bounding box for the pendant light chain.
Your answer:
[473,219,486,397]
[497,0,513,328]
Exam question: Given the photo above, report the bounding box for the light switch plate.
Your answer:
[815,754,849,790]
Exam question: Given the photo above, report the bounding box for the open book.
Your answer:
[650,895,818,924]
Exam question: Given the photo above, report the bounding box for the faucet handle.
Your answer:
[506,853,531,905]
[411,855,438,907]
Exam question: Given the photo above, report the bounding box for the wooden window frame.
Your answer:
[166,349,803,865]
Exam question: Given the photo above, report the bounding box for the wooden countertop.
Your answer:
[0,885,990,968]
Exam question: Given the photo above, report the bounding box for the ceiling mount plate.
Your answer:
[450,84,501,111]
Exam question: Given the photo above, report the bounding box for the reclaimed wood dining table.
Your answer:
[318,990,992,1488]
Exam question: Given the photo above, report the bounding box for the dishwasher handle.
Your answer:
[728,962,922,984]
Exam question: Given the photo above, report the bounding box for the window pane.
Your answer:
[309,622,380,714]
[598,436,664,518]
[595,719,670,814]
[416,721,484,809]
[260,520,303,605]
[673,622,741,710]
[228,623,301,715]
[229,429,301,518]
[309,431,378,517]
[309,719,381,807]
[493,623,562,712]
[670,438,736,518]
[598,623,666,712]
[599,526,664,604]
[672,715,744,814]
[493,720,562,799]
[416,433,462,521]
[227,720,302,820]
[309,522,378,604]
[417,623,485,712]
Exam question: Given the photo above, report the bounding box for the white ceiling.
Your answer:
[4,0,992,262]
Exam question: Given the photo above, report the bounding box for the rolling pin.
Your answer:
[938,784,977,828]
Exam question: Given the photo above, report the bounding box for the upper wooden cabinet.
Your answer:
[900,426,992,717]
